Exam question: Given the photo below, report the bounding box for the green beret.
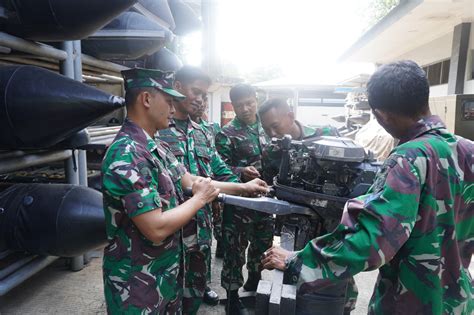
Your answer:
[121,68,185,100]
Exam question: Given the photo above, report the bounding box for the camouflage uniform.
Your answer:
[285,116,474,314]
[102,118,187,314]
[262,120,340,183]
[198,120,225,247]
[199,120,221,147]
[215,118,274,290]
[159,118,239,314]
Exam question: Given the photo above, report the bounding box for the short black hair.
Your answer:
[229,84,256,103]
[258,98,290,116]
[175,65,212,86]
[124,87,157,108]
[367,60,429,116]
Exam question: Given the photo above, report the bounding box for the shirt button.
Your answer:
[292,275,298,282]
[137,202,144,208]
[154,196,161,205]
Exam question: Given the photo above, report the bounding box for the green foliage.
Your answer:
[244,64,284,84]
[366,0,400,28]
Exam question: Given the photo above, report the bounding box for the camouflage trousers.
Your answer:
[103,258,182,315]
[221,205,274,290]
[345,277,358,312]
[182,212,212,314]
[183,245,210,315]
[211,201,223,244]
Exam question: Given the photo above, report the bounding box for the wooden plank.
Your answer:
[256,280,272,315]
[281,284,297,315]
[269,282,282,315]
[266,225,297,314]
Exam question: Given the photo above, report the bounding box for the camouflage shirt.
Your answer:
[262,120,340,183]
[215,117,269,177]
[199,120,221,147]
[285,115,474,314]
[159,118,239,249]
[101,118,187,314]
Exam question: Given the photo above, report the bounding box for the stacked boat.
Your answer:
[0,0,203,295]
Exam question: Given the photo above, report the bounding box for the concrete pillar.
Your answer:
[447,23,471,94]
[201,0,220,78]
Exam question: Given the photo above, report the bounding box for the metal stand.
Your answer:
[0,32,125,293]
[256,225,297,315]
[60,41,85,272]
[256,221,348,315]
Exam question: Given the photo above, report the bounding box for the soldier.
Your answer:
[262,61,474,314]
[101,68,269,314]
[258,98,358,312]
[258,98,340,183]
[215,84,274,314]
[259,98,339,140]
[190,95,225,259]
[190,94,221,149]
[158,66,242,314]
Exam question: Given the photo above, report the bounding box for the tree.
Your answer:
[244,65,284,84]
[365,0,400,28]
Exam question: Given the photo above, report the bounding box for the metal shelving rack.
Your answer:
[0,31,126,295]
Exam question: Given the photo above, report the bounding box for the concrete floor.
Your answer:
[2,241,471,315]
[0,237,380,315]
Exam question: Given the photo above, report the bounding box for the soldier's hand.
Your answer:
[242,178,269,197]
[192,177,220,205]
[242,166,261,182]
[261,246,292,271]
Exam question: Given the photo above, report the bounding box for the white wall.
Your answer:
[397,26,474,95]
[464,80,474,94]
[397,31,453,66]
[430,84,448,97]
[208,85,231,125]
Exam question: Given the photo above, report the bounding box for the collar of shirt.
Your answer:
[295,120,316,140]
[399,115,446,145]
[119,118,157,152]
[199,119,210,128]
[170,117,203,133]
[233,116,260,134]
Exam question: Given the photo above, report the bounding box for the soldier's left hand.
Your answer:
[242,178,269,196]
[261,246,292,271]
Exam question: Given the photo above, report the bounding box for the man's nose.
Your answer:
[195,94,203,103]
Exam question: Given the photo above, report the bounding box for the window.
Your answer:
[428,62,442,85]
[441,60,450,84]
[423,59,450,86]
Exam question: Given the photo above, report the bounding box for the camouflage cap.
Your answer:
[121,68,185,100]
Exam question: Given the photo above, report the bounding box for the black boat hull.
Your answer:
[0,184,106,257]
[4,0,138,41]
[0,66,124,149]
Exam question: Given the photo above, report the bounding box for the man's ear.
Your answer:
[287,111,295,121]
[174,81,182,91]
[373,108,390,125]
[140,91,152,109]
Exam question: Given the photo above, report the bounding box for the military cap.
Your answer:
[121,68,185,100]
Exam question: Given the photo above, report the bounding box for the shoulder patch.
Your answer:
[371,154,401,193]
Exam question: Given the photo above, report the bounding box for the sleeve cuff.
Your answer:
[285,250,303,284]
[232,166,244,175]
[122,190,162,218]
